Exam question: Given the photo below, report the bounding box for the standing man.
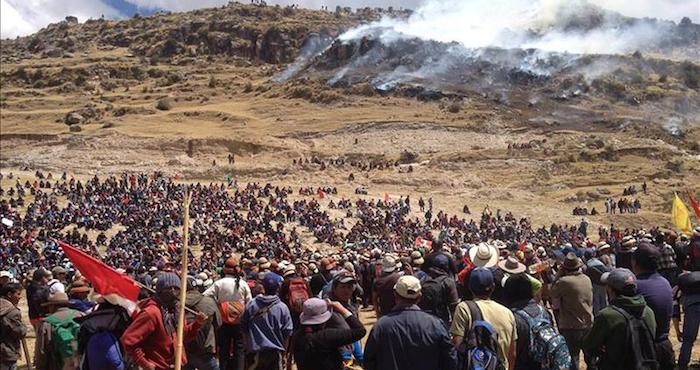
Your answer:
[122,273,208,370]
[48,266,68,294]
[583,268,657,370]
[372,256,402,318]
[241,272,292,370]
[364,275,457,370]
[34,292,85,370]
[451,267,517,370]
[204,257,252,370]
[0,283,27,370]
[632,243,675,370]
[550,253,593,370]
[185,276,222,370]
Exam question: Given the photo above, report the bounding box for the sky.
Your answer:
[1,0,697,39]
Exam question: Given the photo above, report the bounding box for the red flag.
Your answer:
[57,240,140,313]
[688,192,700,221]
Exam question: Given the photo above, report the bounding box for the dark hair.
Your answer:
[0,282,21,297]
[503,274,533,306]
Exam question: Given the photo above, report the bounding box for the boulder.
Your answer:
[65,112,85,125]
[69,124,82,132]
[65,16,78,24]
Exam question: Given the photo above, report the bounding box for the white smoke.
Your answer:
[339,0,697,55]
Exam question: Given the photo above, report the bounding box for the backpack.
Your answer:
[419,274,450,323]
[45,310,81,366]
[287,277,310,313]
[220,278,245,325]
[610,306,658,370]
[459,301,506,370]
[515,305,571,370]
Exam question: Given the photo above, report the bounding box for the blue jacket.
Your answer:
[241,295,293,352]
[364,304,458,370]
[86,332,125,370]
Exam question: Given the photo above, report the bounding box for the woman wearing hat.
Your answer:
[291,298,367,370]
[35,292,85,370]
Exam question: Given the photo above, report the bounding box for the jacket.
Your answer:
[0,297,27,364]
[35,307,85,370]
[121,298,203,370]
[550,271,593,329]
[364,304,457,370]
[241,295,293,352]
[582,294,657,370]
[292,313,366,370]
[185,290,220,355]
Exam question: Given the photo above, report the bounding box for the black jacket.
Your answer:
[292,314,366,370]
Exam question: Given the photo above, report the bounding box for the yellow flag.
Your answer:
[672,193,693,234]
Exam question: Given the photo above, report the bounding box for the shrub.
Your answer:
[243,81,253,92]
[681,61,699,89]
[447,102,461,113]
[156,98,172,111]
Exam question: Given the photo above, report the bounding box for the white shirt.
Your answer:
[203,276,252,304]
[48,279,65,294]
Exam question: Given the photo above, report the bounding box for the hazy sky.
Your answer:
[1,0,697,39]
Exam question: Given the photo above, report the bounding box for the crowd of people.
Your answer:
[605,197,643,214]
[0,171,699,370]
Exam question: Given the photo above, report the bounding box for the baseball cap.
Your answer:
[333,270,356,284]
[601,268,637,295]
[469,267,495,295]
[393,275,421,299]
[262,272,283,293]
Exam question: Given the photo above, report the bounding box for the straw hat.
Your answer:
[41,292,70,307]
[498,256,526,274]
[469,243,498,268]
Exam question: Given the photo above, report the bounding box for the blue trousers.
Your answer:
[679,302,700,368]
[185,353,220,370]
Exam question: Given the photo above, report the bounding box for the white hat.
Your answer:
[468,243,498,268]
[382,256,397,273]
[0,271,12,279]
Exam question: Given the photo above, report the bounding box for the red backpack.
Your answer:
[287,277,310,313]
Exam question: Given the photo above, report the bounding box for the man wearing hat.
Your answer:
[67,280,95,312]
[27,268,52,332]
[310,257,336,296]
[48,266,68,294]
[687,226,700,271]
[616,235,636,270]
[550,253,593,370]
[241,273,292,370]
[122,272,208,370]
[583,268,657,370]
[632,243,675,370]
[372,256,402,318]
[364,275,457,370]
[185,276,221,370]
[451,267,517,369]
[35,292,85,370]
[327,270,365,366]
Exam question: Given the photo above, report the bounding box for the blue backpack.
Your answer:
[459,301,505,370]
[515,305,571,370]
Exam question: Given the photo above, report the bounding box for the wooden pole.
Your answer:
[174,189,191,370]
[21,337,32,370]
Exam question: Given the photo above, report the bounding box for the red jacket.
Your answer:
[121,298,203,370]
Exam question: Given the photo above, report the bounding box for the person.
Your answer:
[418,253,459,326]
[676,271,700,369]
[372,256,402,318]
[550,252,593,370]
[364,275,457,370]
[49,266,68,294]
[584,250,610,316]
[327,270,364,366]
[185,276,221,370]
[632,242,675,370]
[688,227,700,271]
[76,295,132,370]
[204,257,252,370]
[309,258,335,296]
[503,274,564,370]
[291,298,367,370]
[35,292,85,370]
[451,267,517,370]
[68,281,95,313]
[121,273,208,370]
[0,283,27,370]
[583,268,657,370]
[278,264,310,327]
[241,272,293,370]
[27,268,51,331]
[616,236,636,270]
[0,271,12,289]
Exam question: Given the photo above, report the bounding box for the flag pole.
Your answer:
[21,337,32,370]
[174,188,191,370]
